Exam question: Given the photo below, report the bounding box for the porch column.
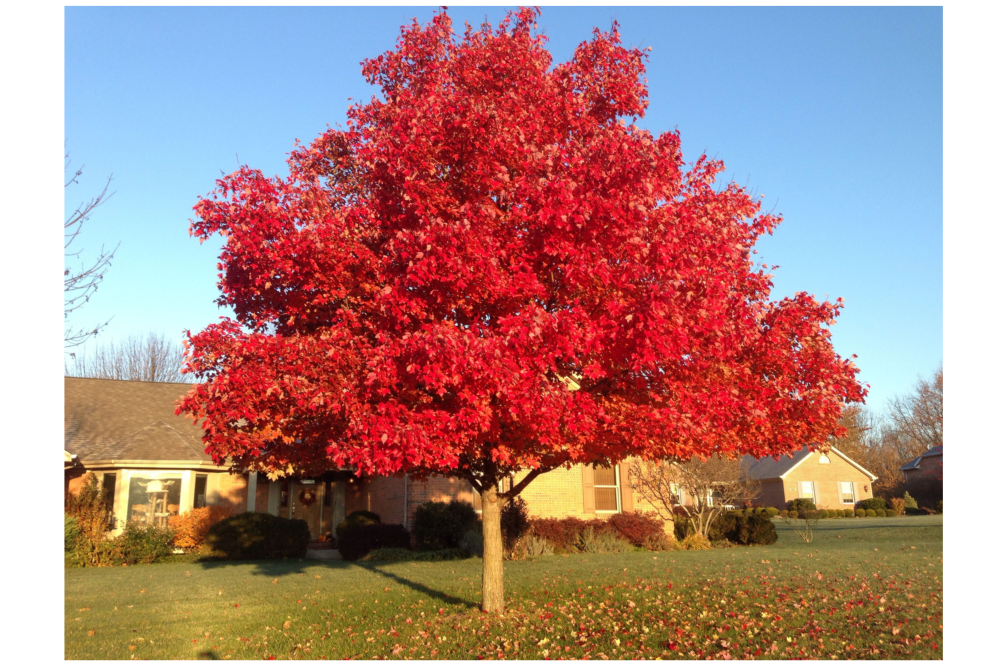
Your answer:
[268,478,281,515]
[247,471,258,512]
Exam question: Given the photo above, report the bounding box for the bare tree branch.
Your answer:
[65,150,120,349]
[629,456,760,539]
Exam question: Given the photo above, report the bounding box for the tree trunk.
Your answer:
[480,483,504,614]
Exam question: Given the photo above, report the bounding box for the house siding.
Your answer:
[341,459,673,537]
[776,450,874,509]
[754,479,787,509]
[903,454,942,508]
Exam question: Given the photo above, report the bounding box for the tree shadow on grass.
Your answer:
[192,556,479,608]
[193,556,354,577]
[356,562,479,609]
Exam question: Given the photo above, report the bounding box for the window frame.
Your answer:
[799,480,817,504]
[839,481,856,505]
[593,464,621,513]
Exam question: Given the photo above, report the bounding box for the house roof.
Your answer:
[740,445,877,482]
[64,377,215,467]
[900,444,943,471]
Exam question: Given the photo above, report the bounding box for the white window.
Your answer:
[126,472,183,528]
[818,453,831,464]
[799,481,816,504]
[840,481,856,505]
[594,465,620,513]
[704,488,714,508]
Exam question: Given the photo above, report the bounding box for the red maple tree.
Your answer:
[178,8,866,612]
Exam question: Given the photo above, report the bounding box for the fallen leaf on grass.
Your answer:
[87,631,95,637]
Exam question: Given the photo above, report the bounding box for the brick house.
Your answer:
[899,444,942,508]
[65,377,665,540]
[740,446,877,510]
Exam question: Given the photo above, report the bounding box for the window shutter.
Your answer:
[619,462,634,512]
[582,465,596,514]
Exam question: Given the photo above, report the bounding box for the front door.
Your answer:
[289,480,324,539]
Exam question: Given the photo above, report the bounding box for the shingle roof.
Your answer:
[740,445,877,481]
[64,377,211,465]
[900,444,943,471]
[740,447,812,480]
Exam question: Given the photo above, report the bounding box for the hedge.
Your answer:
[203,512,310,560]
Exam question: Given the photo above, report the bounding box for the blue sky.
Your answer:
[64,5,942,414]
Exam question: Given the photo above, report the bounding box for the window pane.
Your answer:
[594,487,618,511]
[193,474,207,508]
[127,473,182,528]
[801,482,814,494]
[102,473,117,507]
[594,466,617,486]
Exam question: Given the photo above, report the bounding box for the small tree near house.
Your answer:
[177,9,866,613]
[629,457,761,539]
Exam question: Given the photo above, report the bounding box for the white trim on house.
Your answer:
[779,446,877,482]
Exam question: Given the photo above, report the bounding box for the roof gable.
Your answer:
[901,444,943,471]
[741,445,877,481]
[65,377,208,464]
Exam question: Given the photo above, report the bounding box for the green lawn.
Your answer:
[65,515,942,660]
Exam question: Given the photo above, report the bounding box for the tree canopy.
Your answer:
[178,7,865,486]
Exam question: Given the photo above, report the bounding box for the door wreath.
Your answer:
[298,488,317,506]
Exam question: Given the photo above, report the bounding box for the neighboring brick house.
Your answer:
[900,444,943,508]
[65,377,668,540]
[740,446,877,510]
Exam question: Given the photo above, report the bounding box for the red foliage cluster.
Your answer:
[177,8,866,487]
[607,511,669,547]
[529,516,614,550]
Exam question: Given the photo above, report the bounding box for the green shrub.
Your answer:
[710,510,777,546]
[501,497,530,551]
[65,514,79,553]
[886,509,898,517]
[876,509,887,517]
[846,508,857,517]
[903,492,918,509]
[339,523,411,561]
[459,530,484,558]
[936,500,943,513]
[203,512,310,560]
[413,501,479,551]
[788,510,799,519]
[904,507,920,516]
[778,509,789,518]
[856,497,887,511]
[115,522,176,565]
[765,507,780,518]
[865,509,877,518]
[786,498,817,513]
[335,510,380,539]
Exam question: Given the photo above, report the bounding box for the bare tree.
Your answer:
[629,457,761,539]
[65,151,119,349]
[66,332,191,383]
[828,366,943,500]
[887,365,943,451]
